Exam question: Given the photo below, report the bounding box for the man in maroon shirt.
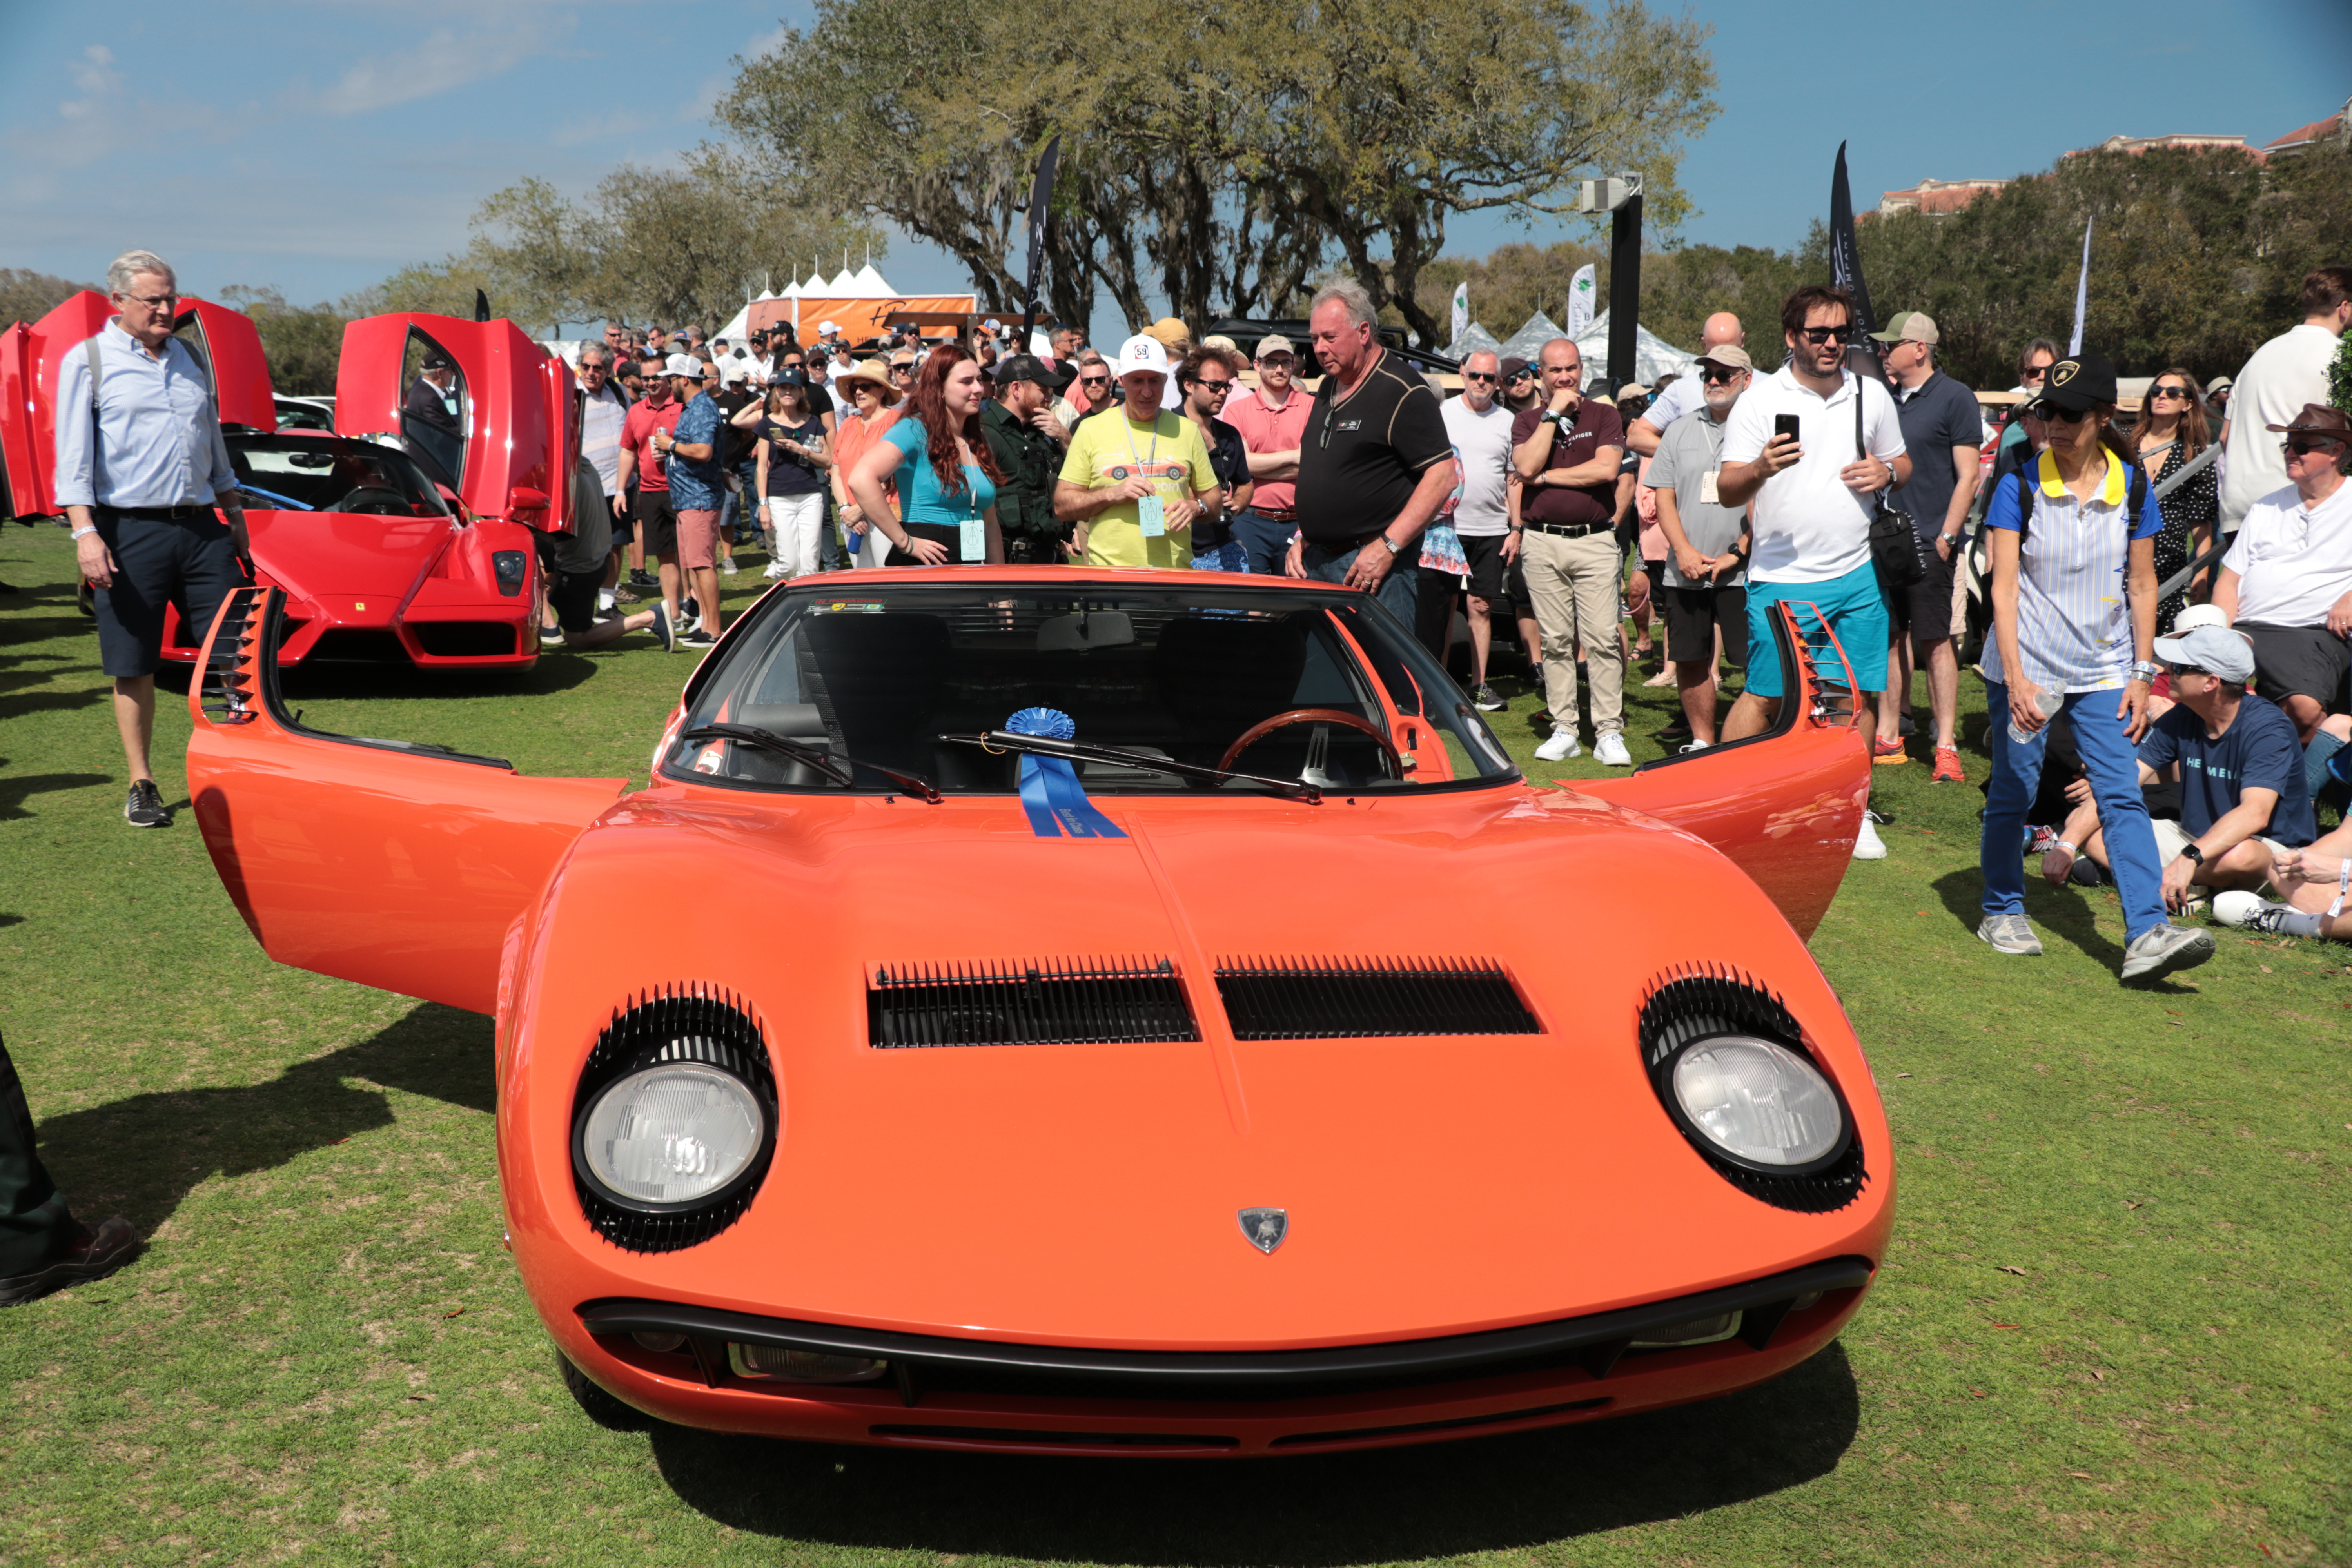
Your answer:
[1512,338,1631,764]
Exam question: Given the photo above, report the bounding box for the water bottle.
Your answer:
[2007,685,2064,746]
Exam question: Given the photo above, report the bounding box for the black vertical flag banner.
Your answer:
[1828,142,1883,381]
[1019,134,1062,352]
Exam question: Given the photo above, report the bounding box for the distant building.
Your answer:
[2265,98,2350,158]
[2066,132,2250,158]
[1879,178,2008,218]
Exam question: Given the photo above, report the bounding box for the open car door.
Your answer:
[185,585,626,1013]
[336,313,573,537]
[1574,602,1870,939]
[0,292,275,519]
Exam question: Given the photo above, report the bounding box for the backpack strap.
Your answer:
[84,335,103,414]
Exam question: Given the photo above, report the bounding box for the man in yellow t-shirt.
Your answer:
[1054,334,1221,568]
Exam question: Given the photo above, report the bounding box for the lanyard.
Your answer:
[1120,415,1162,483]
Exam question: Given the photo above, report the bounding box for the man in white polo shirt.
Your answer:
[1441,349,1520,709]
[2214,402,2352,744]
[1717,285,1909,855]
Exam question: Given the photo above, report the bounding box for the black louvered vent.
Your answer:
[868,957,1199,1047]
[198,586,263,726]
[1213,957,1540,1039]
[1637,965,1866,1214]
[571,985,779,1254]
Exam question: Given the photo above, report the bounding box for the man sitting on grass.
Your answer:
[2041,624,2315,910]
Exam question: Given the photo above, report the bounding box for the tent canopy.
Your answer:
[1495,311,1568,364]
[1444,323,1503,362]
[1576,310,1697,388]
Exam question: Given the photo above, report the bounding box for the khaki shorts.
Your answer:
[2149,818,2289,876]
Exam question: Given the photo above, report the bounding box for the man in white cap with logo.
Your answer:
[1053,334,1222,568]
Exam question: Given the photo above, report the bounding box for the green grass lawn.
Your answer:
[2,523,2346,1566]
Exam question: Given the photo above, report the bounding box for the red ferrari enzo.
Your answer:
[1,294,577,669]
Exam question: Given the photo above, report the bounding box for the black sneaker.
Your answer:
[0,1216,140,1307]
[539,624,565,647]
[124,780,168,828]
[1471,683,1504,712]
[648,601,676,652]
[628,570,659,590]
[679,628,717,648]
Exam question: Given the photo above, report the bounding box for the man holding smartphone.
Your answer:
[1717,285,1911,855]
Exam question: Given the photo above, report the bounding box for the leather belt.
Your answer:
[98,503,215,522]
[1250,506,1298,521]
[1527,521,1610,537]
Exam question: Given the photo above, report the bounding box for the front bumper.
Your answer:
[561,1256,1873,1457]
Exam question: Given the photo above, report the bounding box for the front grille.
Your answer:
[1269,1397,1610,1448]
[412,621,520,657]
[1214,956,1539,1039]
[867,957,1198,1047]
[305,628,409,662]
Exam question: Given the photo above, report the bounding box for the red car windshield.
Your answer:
[227,435,450,518]
[665,583,1518,796]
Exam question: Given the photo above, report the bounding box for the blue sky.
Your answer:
[3,0,2347,344]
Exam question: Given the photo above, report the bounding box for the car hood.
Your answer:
[248,508,453,599]
[505,785,1891,1351]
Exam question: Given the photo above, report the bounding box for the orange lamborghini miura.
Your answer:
[184,568,1892,1458]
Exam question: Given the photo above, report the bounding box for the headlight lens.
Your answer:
[1670,1035,1845,1169]
[580,1064,764,1205]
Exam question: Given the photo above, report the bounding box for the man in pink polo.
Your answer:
[1223,333,1316,573]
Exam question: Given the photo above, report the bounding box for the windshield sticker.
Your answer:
[812,601,886,615]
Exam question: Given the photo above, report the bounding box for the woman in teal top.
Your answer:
[844,346,1006,566]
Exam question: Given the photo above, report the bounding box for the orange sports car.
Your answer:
[2,295,574,669]
[184,568,1891,1458]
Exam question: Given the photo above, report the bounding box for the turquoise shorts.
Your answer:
[1744,561,1888,699]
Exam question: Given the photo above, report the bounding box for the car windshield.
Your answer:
[227,435,450,517]
[664,583,1518,796]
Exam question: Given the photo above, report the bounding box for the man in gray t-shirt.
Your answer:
[1642,344,1755,748]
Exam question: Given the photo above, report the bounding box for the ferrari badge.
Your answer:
[1238,1208,1288,1254]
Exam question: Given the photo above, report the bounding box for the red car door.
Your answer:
[1573,601,1871,940]
[336,313,573,536]
[186,585,625,1014]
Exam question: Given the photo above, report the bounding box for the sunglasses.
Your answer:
[1504,370,1534,383]
[2036,403,2093,425]
[2149,385,2192,400]
[2286,434,2347,456]
[1079,374,1109,386]
[2166,663,2212,679]
[1193,379,1233,396]
[2020,365,2051,382]
[1799,325,1855,345]
[1698,367,1742,385]
[1461,371,1497,383]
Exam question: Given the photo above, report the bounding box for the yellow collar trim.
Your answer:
[2034,446,2126,505]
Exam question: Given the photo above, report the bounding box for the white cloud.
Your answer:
[282,16,573,118]
[58,44,121,120]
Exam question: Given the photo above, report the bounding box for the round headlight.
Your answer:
[1670,1035,1847,1171]
[579,1064,765,1206]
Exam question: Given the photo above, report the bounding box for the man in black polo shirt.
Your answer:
[1512,338,1630,764]
[1287,280,1454,624]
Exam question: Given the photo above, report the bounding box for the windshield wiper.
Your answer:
[681,723,941,803]
[938,731,1322,803]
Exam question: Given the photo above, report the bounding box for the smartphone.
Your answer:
[1773,413,1803,445]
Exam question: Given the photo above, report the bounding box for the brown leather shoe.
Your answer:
[0,1216,140,1306]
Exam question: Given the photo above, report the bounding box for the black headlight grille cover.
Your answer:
[1637,965,1866,1213]
[868,957,1198,1047]
[1214,956,1539,1039]
[572,984,778,1253]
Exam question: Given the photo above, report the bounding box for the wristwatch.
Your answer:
[2129,660,2162,682]
[1378,534,1403,556]
[2178,842,2205,866]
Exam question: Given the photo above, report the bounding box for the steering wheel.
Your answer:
[1218,708,1404,777]
[335,486,412,516]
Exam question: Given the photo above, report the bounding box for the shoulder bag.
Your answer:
[1860,385,1926,593]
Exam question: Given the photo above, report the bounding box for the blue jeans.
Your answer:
[1980,682,2167,942]
[1232,510,1294,575]
[1301,540,1420,624]
[1192,540,1249,572]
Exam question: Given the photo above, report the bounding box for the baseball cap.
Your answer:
[2205,374,2233,394]
[1115,334,1171,378]
[2033,351,2118,413]
[1499,355,1532,381]
[817,319,840,336]
[995,353,1058,388]
[1696,344,1753,373]
[2151,624,2254,683]
[664,353,700,379]
[1256,334,1297,360]
[421,351,452,370]
[1869,310,1939,346]
[2264,401,2352,437]
[1145,317,1191,349]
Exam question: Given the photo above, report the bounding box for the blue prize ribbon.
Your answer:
[1005,706,1127,839]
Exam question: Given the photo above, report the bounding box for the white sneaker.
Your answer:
[1678,739,1712,754]
[721,557,739,575]
[1594,732,1633,767]
[763,561,788,580]
[1534,730,1581,762]
[1852,817,1887,860]
[2212,890,2298,933]
[596,589,616,614]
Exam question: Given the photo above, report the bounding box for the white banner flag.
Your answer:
[2068,218,2093,356]
[1450,282,1469,348]
[1566,265,1597,341]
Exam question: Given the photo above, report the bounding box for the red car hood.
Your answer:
[506,787,1891,1350]
[247,508,452,600]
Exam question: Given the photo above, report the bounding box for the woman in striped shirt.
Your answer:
[1976,351,2214,981]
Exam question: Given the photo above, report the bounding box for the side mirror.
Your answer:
[506,486,550,514]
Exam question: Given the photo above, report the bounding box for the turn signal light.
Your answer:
[727,1345,889,1383]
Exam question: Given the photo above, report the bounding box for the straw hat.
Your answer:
[834,358,902,405]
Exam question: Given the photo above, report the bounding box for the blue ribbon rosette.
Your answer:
[1005,707,1126,839]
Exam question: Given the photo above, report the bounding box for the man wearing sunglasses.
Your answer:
[2213,402,2352,746]
[1223,334,1316,574]
[1442,350,1521,708]
[1718,286,1911,857]
[1068,353,1118,425]
[1644,345,1755,751]
[1626,313,1744,459]
[1177,348,1255,571]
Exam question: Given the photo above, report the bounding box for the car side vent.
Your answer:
[197,586,265,726]
[1213,957,1540,1039]
[1637,965,1866,1214]
[868,957,1200,1047]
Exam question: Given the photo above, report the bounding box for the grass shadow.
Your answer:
[645,1343,1860,1563]
[33,1001,494,1233]
[0,771,113,820]
[1930,865,2132,971]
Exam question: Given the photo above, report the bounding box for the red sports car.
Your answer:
[2,294,578,669]
[184,568,1891,1458]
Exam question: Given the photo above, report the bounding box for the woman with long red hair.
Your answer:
[844,344,1005,565]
